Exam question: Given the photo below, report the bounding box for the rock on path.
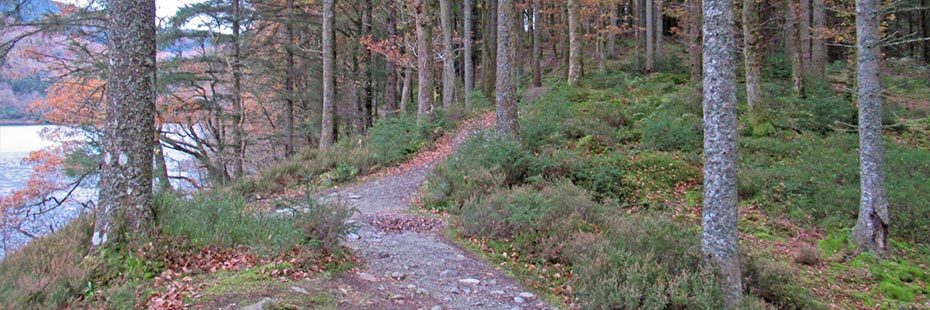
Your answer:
[320,112,551,309]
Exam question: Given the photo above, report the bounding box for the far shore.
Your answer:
[0,120,47,126]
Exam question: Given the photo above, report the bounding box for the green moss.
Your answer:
[817,229,853,258]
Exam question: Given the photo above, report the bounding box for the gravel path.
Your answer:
[319,112,552,310]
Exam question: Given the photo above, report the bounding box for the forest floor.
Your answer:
[192,111,553,309]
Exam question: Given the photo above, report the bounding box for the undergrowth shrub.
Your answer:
[637,103,702,152]
[740,134,930,243]
[770,79,856,134]
[0,217,93,308]
[571,214,725,309]
[742,251,824,309]
[423,133,532,212]
[462,181,603,263]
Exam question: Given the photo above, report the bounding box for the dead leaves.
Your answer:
[368,213,444,233]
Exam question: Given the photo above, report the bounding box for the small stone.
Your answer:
[417,288,428,294]
[463,288,472,294]
[390,294,405,300]
[458,278,480,285]
[347,233,360,240]
[514,296,526,304]
[358,272,378,282]
[391,272,405,280]
[290,286,309,294]
[242,297,273,310]
[406,284,417,290]
[490,290,505,296]
[440,270,454,277]
[431,306,443,310]
[518,292,535,299]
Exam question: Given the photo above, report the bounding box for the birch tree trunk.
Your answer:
[496,0,520,138]
[852,0,890,256]
[415,0,434,123]
[95,0,157,248]
[568,0,583,84]
[464,0,475,108]
[743,0,762,110]
[532,0,543,87]
[701,0,742,303]
[440,0,456,108]
[401,66,413,113]
[320,0,336,150]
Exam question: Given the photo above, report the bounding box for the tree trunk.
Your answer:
[787,1,804,95]
[284,0,295,156]
[567,0,583,84]
[743,0,762,110]
[95,0,157,248]
[385,0,399,115]
[852,0,890,256]
[441,0,456,108]
[401,66,413,113]
[231,0,244,178]
[320,0,336,150]
[532,0,543,87]
[496,0,520,138]
[608,1,619,59]
[645,0,655,72]
[415,0,434,123]
[515,4,525,80]
[799,0,811,73]
[689,0,702,84]
[483,0,499,96]
[922,0,928,63]
[362,0,374,129]
[464,0,475,108]
[701,0,742,304]
[656,0,664,60]
[811,0,826,75]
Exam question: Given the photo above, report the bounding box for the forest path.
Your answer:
[316,111,551,309]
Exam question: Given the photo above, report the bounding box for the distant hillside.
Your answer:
[0,0,60,22]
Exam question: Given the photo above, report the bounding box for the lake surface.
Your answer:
[0,125,202,258]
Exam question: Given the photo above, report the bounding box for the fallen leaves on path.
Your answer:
[367,213,444,233]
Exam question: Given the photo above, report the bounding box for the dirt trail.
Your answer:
[318,112,551,309]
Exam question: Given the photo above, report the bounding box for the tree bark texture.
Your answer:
[852,0,890,256]
[415,0,434,123]
[385,0,399,115]
[464,0,476,108]
[811,0,827,75]
[95,0,157,248]
[441,0,456,108]
[496,0,520,138]
[701,0,743,303]
[743,0,762,110]
[689,0,702,84]
[532,0,543,87]
[568,0,583,85]
[320,0,336,150]
[799,0,811,73]
[646,0,655,72]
